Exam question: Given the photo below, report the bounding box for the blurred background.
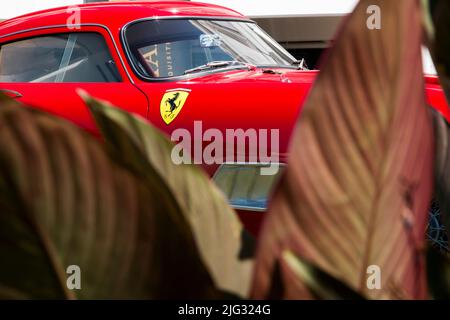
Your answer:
[0,0,437,76]
[0,0,359,69]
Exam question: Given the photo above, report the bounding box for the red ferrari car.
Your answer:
[0,1,448,235]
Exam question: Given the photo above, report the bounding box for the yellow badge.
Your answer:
[160,89,190,125]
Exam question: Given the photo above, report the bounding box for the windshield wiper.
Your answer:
[292,58,309,70]
[184,61,252,75]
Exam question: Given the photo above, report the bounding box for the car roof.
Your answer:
[0,1,246,38]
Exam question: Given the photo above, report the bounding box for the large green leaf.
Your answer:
[0,97,218,299]
[81,93,253,298]
[252,0,433,299]
[423,0,450,241]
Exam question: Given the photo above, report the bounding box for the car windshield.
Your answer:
[124,19,297,79]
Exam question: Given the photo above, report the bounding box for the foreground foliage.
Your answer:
[252,0,433,299]
[0,0,449,299]
[0,101,220,299]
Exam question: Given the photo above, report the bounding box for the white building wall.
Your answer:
[1,0,82,20]
[2,0,359,20]
[196,0,358,17]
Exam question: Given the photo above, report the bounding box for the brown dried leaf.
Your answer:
[252,0,433,299]
[0,100,217,299]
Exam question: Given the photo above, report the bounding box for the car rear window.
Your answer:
[0,32,121,83]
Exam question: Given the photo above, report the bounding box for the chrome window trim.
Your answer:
[231,205,267,213]
[120,16,262,83]
[0,24,134,84]
[212,162,286,212]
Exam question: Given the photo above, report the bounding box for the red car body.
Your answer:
[0,1,448,235]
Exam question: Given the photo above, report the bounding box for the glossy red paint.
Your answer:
[0,1,448,236]
[425,75,450,120]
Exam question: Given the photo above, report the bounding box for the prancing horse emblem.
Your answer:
[160,89,190,125]
[166,92,181,114]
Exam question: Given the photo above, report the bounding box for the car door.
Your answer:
[0,26,148,134]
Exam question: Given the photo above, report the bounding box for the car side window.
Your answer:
[0,32,121,83]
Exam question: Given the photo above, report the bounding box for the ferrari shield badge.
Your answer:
[160,89,190,125]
